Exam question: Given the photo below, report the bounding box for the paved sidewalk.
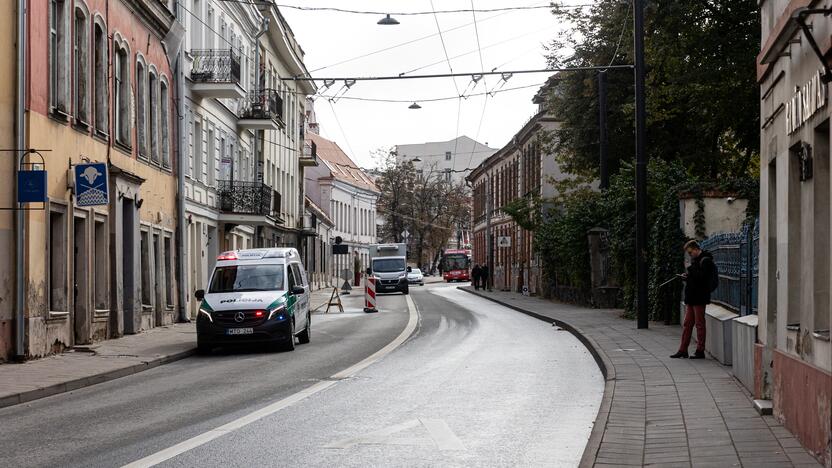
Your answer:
[0,323,195,409]
[460,287,822,468]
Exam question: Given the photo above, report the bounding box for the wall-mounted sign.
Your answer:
[18,170,47,203]
[786,70,827,135]
[74,162,109,206]
[497,236,512,248]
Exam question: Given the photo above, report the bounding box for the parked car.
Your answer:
[194,248,311,354]
[407,268,424,285]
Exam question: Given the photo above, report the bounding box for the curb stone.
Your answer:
[0,348,196,410]
[458,287,615,468]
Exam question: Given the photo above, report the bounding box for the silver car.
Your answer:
[407,268,424,286]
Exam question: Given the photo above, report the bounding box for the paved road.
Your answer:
[0,283,603,467]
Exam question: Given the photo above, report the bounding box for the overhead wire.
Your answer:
[273,3,592,16]
[327,99,358,159]
[464,0,489,172]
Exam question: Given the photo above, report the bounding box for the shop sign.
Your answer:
[74,162,109,206]
[786,70,827,135]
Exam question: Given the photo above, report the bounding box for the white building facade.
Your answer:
[306,132,379,285]
[395,136,496,185]
[182,1,315,317]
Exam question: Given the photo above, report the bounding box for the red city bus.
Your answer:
[440,249,471,282]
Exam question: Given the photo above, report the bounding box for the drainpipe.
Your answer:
[175,1,188,322]
[14,0,27,360]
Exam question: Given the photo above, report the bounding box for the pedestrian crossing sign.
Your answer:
[74,162,109,207]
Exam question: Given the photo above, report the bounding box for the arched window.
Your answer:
[149,69,159,163]
[113,37,131,146]
[93,19,108,134]
[73,5,89,125]
[160,78,170,168]
[49,0,70,114]
[136,59,147,157]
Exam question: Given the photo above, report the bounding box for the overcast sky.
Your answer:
[280,1,590,169]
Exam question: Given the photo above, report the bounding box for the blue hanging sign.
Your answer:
[17,170,47,203]
[75,162,109,207]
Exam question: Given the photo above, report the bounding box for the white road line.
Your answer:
[122,296,419,468]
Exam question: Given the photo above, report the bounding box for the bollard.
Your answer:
[364,276,378,313]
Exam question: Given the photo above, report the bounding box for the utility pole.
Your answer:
[485,173,493,292]
[598,70,609,190]
[634,0,648,329]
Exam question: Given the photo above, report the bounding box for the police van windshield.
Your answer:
[209,265,285,293]
[373,258,406,273]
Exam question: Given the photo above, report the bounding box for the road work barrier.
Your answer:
[364,276,378,313]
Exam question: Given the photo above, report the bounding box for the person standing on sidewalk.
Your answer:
[671,240,717,359]
[471,264,482,290]
[480,264,490,291]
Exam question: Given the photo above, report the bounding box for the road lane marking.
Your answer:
[122,296,419,468]
[324,417,465,451]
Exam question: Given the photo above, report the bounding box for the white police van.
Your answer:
[194,248,311,354]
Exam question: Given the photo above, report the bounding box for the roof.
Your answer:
[304,196,334,226]
[307,133,379,193]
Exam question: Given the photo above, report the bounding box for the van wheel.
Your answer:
[297,312,311,344]
[279,319,296,352]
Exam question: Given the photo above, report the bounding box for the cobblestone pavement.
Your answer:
[460,287,822,468]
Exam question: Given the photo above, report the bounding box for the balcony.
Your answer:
[239,89,284,130]
[300,140,319,167]
[190,49,245,99]
[217,180,280,227]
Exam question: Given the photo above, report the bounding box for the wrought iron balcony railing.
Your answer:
[191,49,241,84]
[240,88,284,124]
[218,180,274,217]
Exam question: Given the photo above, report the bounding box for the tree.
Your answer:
[375,157,470,267]
[544,0,760,179]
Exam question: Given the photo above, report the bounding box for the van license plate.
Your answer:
[227,328,254,335]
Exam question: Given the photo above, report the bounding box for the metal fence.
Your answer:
[699,219,759,315]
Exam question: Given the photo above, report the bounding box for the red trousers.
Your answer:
[679,305,706,353]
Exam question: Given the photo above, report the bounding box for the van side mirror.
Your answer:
[194,289,205,301]
[407,266,412,273]
[365,267,371,275]
[291,286,305,295]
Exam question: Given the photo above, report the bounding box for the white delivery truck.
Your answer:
[367,243,411,295]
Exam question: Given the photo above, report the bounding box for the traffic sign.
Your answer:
[497,236,512,247]
[74,162,109,207]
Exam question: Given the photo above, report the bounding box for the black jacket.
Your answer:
[480,266,489,279]
[683,250,715,306]
[471,266,481,279]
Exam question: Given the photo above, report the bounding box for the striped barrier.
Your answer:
[364,276,378,313]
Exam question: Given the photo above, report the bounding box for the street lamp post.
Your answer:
[634,0,648,329]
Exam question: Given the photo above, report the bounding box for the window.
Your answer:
[209,265,285,292]
[193,119,203,181]
[445,169,452,182]
[49,208,68,311]
[190,0,202,51]
[93,21,108,134]
[94,218,108,310]
[149,70,159,163]
[141,230,151,307]
[114,40,130,146]
[445,151,452,161]
[136,60,147,157]
[206,7,214,49]
[287,264,297,289]
[161,80,170,168]
[207,128,216,185]
[50,0,69,113]
[73,7,89,125]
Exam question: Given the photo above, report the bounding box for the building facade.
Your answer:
[182,1,316,318]
[757,2,832,465]
[395,136,496,185]
[0,0,183,360]
[305,132,379,286]
[469,80,567,295]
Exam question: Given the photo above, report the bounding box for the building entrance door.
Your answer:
[73,215,89,344]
